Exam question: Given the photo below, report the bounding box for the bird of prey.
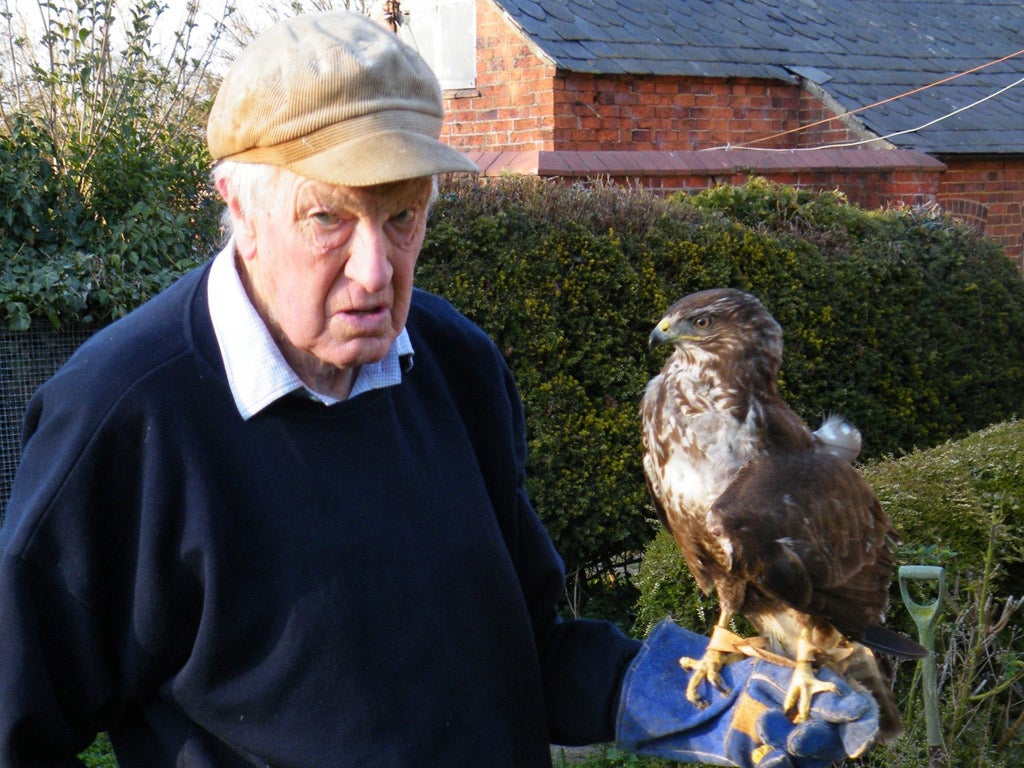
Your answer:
[640,288,922,742]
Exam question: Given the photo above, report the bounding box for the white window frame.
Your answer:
[397,0,477,91]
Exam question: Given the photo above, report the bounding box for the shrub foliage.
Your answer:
[13,4,1020,767]
[419,175,1024,617]
[4,103,1024,763]
[0,0,224,328]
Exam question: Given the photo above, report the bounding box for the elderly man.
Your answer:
[0,10,878,768]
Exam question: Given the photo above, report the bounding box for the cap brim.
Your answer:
[229,130,479,187]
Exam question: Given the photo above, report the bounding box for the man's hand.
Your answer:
[616,619,879,767]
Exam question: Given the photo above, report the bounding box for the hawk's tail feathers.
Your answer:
[844,643,903,744]
[862,625,929,659]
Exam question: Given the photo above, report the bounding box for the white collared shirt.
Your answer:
[207,241,413,420]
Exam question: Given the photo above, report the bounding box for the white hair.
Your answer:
[211,161,282,240]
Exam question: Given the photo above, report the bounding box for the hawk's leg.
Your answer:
[783,629,840,722]
[678,614,741,708]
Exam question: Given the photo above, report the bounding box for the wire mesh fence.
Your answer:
[0,325,95,521]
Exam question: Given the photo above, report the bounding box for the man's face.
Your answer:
[233,171,433,387]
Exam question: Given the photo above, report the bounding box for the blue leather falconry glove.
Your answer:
[616,619,880,767]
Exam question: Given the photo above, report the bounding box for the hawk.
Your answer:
[640,288,922,742]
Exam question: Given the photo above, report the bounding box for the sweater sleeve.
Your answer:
[492,348,641,745]
[0,345,198,766]
[0,554,112,766]
[512,482,640,746]
[0,365,110,763]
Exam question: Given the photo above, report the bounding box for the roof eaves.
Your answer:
[488,0,559,67]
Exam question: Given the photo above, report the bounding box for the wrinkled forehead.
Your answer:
[279,171,436,215]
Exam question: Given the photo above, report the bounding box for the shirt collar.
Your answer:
[207,241,413,420]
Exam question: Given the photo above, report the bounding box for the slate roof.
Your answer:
[493,0,1024,155]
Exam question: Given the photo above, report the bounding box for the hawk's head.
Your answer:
[649,288,783,382]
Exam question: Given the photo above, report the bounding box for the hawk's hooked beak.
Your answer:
[649,318,704,350]
[648,318,674,350]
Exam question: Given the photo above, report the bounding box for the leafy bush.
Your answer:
[2,5,1018,756]
[420,175,1024,619]
[420,180,669,621]
[79,733,118,768]
[0,0,224,329]
[687,179,1024,452]
[855,423,1024,767]
[553,744,670,767]
[635,419,1024,629]
[864,420,1024,587]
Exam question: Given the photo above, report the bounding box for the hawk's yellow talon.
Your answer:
[679,648,730,708]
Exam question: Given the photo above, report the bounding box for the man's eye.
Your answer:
[390,208,416,226]
[311,211,337,225]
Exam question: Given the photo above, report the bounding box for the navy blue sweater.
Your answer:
[0,264,639,767]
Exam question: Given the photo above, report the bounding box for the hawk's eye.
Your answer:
[693,315,713,330]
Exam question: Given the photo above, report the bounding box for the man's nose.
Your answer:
[346,220,392,292]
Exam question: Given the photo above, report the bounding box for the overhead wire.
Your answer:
[799,72,1024,150]
[713,47,1024,151]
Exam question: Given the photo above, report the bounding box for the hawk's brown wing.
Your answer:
[709,449,895,640]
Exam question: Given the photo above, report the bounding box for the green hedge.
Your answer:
[635,418,1024,633]
[0,117,217,329]
[417,176,1024,617]
[4,173,1023,620]
[9,173,1024,767]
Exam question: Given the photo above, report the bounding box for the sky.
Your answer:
[5,0,236,59]
[4,0,384,69]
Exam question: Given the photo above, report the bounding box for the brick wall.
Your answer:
[441,0,556,150]
[552,75,821,151]
[442,0,865,153]
[938,158,1024,263]
[468,148,946,210]
[795,90,868,148]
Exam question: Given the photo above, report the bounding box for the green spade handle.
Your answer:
[899,565,945,763]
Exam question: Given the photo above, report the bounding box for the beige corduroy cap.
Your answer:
[207,10,478,187]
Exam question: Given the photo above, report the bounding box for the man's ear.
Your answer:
[216,176,258,258]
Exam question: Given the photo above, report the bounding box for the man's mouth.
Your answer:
[337,304,389,323]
